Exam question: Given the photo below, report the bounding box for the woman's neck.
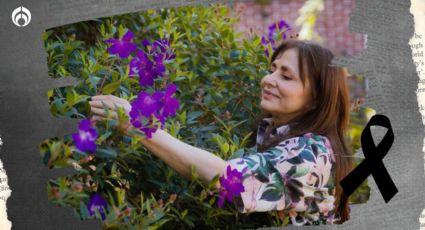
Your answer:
[270,114,295,128]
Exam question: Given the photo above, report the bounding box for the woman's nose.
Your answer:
[262,74,277,88]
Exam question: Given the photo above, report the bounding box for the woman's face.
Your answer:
[260,48,313,126]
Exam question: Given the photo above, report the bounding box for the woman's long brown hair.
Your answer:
[248,39,352,223]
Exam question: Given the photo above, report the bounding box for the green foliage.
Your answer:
[41,3,370,229]
[347,107,375,205]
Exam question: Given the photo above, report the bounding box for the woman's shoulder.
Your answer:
[275,132,332,152]
[239,132,334,168]
[262,132,335,165]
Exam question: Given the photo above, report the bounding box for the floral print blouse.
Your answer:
[227,118,337,225]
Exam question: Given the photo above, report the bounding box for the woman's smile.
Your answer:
[263,89,280,99]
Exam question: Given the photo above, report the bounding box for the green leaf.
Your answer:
[79,201,90,219]
[88,75,101,89]
[95,148,117,158]
[252,37,261,47]
[177,111,187,124]
[96,131,112,144]
[243,98,252,111]
[100,24,106,37]
[221,142,230,154]
[186,111,203,124]
[118,24,125,38]
[181,209,188,218]
[230,50,239,60]
[102,81,121,94]
[66,89,77,106]
[51,159,72,168]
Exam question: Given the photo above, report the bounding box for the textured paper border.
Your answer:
[0,137,11,230]
[410,0,425,229]
[0,0,424,229]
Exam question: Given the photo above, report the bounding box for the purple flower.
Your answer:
[128,38,175,87]
[152,39,169,52]
[105,31,137,59]
[261,36,269,46]
[129,116,159,139]
[142,38,151,47]
[87,193,108,220]
[129,50,167,87]
[136,116,162,139]
[267,19,291,41]
[152,53,166,77]
[148,39,175,61]
[261,36,274,57]
[160,83,180,118]
[261,20,291,58]
[217,165,245,208]
[265,49,270,57]
[140,126,158,139]
[128,84,180,138]
[72,119,97,152]
[129,51,155,86]
[129,91,163,135]
[136,91,163,117]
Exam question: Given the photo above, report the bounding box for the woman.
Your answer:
[89,39,353,225]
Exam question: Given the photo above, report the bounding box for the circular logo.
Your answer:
[11,6,31,27]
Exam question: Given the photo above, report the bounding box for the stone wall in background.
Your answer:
[233,0,365,56]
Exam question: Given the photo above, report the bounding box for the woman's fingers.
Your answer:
[89,100,122,110]
[89,95,134,134]
[90,106,118,119]
[90,95,132,114]
[91,107,134,135]
[92,95,127,105]
[91,115,105,121]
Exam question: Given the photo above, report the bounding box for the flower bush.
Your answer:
[40,3,369,229]
[41,4,273,229]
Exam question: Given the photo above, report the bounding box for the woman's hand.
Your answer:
[89,95,133,134]
[89,95,227,186]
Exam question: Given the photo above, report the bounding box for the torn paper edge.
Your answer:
[410,0,425,229]
[0,137,12,230]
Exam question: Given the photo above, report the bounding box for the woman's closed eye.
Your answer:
[281,75,291,80]
[267,69,291,80]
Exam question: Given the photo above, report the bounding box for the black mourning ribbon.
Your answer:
[340,114,398,203]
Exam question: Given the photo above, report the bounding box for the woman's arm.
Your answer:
[89,95,227,186]
[137,128,227,185]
